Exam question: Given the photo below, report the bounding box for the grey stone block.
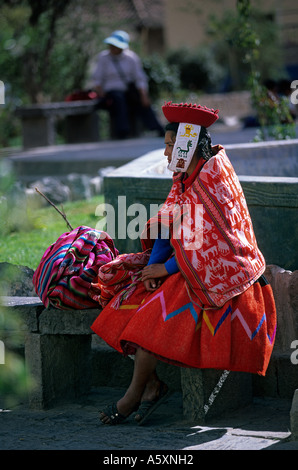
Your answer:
[265,265,298,352]
[38,307,99,335]
[180,368,205,422]
[181,368,252,423]
[0,263,36,297]
[22,115,56,148]
[225,139,298,177]
[1,296,44,333]
[15,101,100,149]
[25,332,92,409]
[290,389,298,441]
[2,297,99,409]
[253,351,298,399]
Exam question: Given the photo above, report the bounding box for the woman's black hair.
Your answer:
[165,122,213,161]
[197,126,213,161]
[165,122,179,133]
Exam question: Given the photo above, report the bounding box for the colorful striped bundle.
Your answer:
[33,226,119,309]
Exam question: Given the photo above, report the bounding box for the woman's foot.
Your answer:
[139,376,165,403]
[134,380,169,425]
[100,349,160,425]
[99,403,127,425]
[99,392,140,425]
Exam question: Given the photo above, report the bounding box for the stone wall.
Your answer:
[0,263,36,297]
[2,261,297,412]
[103,150,298,270]
[253,265,298,399]
[265,265,298,353]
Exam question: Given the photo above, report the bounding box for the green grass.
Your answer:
[0,195,104,270]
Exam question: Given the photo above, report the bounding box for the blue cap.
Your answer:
[104,30,130,50]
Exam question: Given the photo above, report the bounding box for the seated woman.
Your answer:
[90,102,277,425]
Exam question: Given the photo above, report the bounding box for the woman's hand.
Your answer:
[141,264,168,292]
[143,279,161,292]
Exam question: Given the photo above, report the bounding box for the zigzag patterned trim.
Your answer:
[127,290,276,344]
[164,300,275,343]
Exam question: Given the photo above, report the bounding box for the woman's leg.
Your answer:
[107,90,130,139]
[100,348,159,424]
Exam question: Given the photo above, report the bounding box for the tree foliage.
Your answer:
[208,0,295,140]
[0,0,101,103]
[208,0,284,90]
[234,0,295,140]
[0,0,107,144]
[0,0,294,145]
[166,47,225,93]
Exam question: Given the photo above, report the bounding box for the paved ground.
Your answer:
[0,386,297,452]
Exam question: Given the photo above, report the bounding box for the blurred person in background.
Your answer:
[92,30,164,139]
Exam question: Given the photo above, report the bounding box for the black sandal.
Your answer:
[134,382,170,425]
[99,403,127,425]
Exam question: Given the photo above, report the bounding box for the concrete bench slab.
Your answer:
[15,101,100,148]
[1,296,100,409]
[1,296,253,419]
[2,268,297,422]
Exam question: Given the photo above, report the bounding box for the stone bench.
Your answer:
[15,100,143,150]
[252,265,298,399]
[15,101,100,149]
[2,264,298,425]
[1,296,99,409]
[1,295,252,419]
[184,264,298,421]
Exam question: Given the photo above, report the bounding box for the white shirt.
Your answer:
[92,49,148,93]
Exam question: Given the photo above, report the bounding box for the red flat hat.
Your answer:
[162,101,219,127]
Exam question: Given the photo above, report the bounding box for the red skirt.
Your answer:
[91,273,276,376]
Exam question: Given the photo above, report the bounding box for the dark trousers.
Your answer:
[97,90,164,139]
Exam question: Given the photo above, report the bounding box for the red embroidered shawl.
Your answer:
[141,146,265,308]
